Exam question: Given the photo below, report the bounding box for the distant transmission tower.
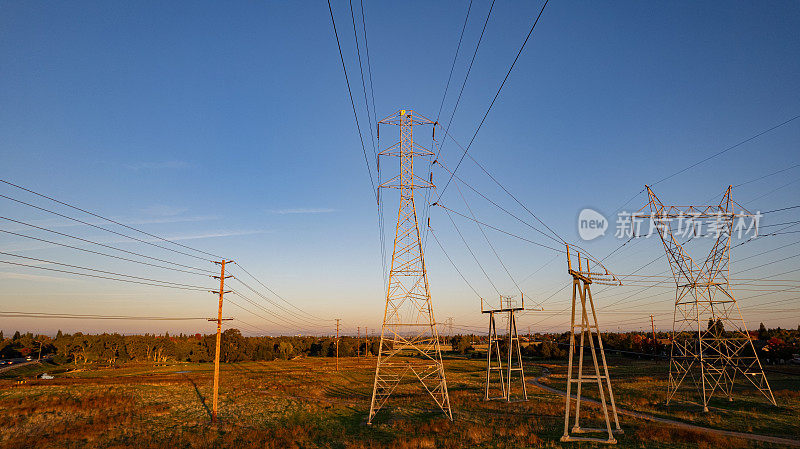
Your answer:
[561,247,622,444]
[482,295,526,402]
[368,109,451,424]
[637,186,775,411]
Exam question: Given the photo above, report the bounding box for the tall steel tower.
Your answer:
[368,109,452,424]
[561,247,622,444]
[637,186,775,411]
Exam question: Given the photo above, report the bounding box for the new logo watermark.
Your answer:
[578,209,608,241]
[577,209,762,241]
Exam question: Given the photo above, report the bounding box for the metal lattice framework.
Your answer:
[368,109,451,424]
[636,186,775,411]
[482,296,527,402]
[561,246,622,444]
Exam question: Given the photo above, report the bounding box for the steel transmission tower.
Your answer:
[368,109,452,424]
[482,295,527,402]
[561,247,622,444]
[636,186,775,411]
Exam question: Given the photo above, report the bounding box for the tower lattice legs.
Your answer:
[561,275,621,444]
[508,311,527,402]
[641,186,776,411]
[368,109,451,424]
[485,312,506,400]
[484,308,527,402]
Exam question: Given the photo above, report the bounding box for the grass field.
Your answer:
[0,356,798,448]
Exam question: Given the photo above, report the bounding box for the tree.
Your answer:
[13,331,21,340]
[758,322,768,340]
[220,329,249,362]
[277,341,294,360]
[0,330,3,341]
[56,329,63,340]
[450,335,473,354]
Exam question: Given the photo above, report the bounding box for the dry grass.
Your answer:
[0,357,796,448]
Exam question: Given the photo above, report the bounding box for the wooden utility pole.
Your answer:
[209,259,233,423]
[364,326,368,357]
[335,319,341,372]
[357,326,361,357]
[650,315,656,341]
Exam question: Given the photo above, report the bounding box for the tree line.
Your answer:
[0,322,797,367]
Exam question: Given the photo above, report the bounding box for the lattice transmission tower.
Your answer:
[483,295,527,402]
[561,247,622,444]
[635,186,775,411]
[368,109,451,424]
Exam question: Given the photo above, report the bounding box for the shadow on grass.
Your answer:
[182,373,211,419]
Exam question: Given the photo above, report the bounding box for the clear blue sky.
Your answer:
[1,1,799,336]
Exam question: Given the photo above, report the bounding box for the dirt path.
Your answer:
[529,369,800,447]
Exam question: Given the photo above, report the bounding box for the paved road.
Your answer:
[0,360,40,374]
[529,369,800,447]
[0,358,48,373]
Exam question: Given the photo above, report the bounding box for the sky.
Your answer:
[1,1,799,337]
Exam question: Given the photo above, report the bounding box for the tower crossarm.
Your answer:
[636,185,776,410]
[379,173,434,189]
[378,109,436,126]
[565,244,622,286]
[637,185,752,287]
[378,141,435,158]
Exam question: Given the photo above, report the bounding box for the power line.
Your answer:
[518,253,559,285]
[419,0,474,254]
[734,163,800,188]
[359,0,377,136]
[453,180,523,296]
[429,227,481,299]
[227,290,325,332]
[0,179,223,260]
[609,114,800,218]
[226,292,324,330]
[436,0,549,202]
[746,177,800,204]
[435,0,474,122]
[649,114,800,188]
[228,284,328,330]
[434,0,495,163]
[225,296,288,330]
[422,0,484,251]
[0,194,212,262]
[327,0,376,201]
[435,151,563,245]
[233,318,273,336]
[349,0,377,158]
[763,205,800,214]
[0,251,211,290]
[433,202,565,253]
[0,260,208,291]
[0,216,215,273]
[0,311,210,321]
[443,207,500,296]
[0,228,211,277]
[231,262,334,322]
